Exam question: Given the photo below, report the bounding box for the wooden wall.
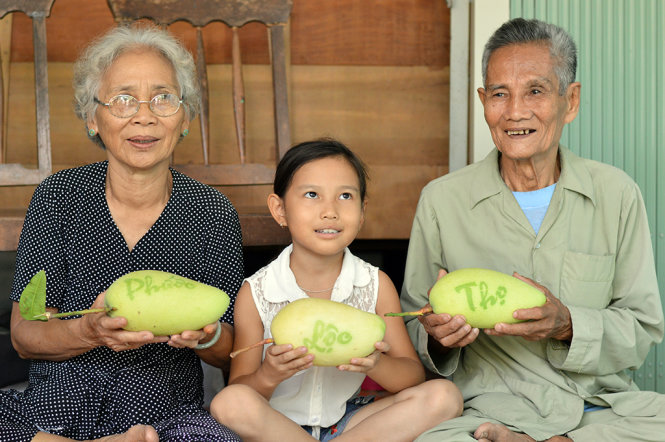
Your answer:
[0,0,450,239]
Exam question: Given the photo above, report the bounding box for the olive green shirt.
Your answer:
[401,147,664,439]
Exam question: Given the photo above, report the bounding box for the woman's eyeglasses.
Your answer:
[94,93,183,118]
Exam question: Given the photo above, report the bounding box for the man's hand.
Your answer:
[419,269,479,350]
[420,311,480,348]
[485,272,572,342]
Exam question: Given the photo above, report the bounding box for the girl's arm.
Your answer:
[340,270,425,392]
[228,283,314,400]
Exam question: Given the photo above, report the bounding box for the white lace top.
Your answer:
[245,244,379,428]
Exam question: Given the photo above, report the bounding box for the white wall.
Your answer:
[469,0,510,163]
[448,0,470,172]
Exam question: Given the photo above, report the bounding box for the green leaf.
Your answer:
[19,270,48,321]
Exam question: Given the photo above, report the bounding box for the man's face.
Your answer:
[477,42,580,162]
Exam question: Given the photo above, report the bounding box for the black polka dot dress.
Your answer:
[0,162,243,441]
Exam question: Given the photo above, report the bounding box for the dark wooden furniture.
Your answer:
[0,209,24,251]
[0,1,55,388]
[0,0,54,186]
[106,0,293,186]
[0,1,55,252]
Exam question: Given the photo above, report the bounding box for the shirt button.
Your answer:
[535,243,541,249]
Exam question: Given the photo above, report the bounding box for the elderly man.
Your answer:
[401,17,665,441]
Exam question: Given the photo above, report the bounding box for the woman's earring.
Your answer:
[88,128,96,137]
[182,129,189,137]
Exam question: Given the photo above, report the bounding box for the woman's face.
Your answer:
[88,48,189,172]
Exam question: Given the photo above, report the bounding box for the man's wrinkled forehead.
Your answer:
[485,43,560,84]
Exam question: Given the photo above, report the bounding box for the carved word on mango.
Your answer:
[454,281,508,313]
[303,320,353,353]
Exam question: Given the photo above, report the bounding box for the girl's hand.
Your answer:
[337,341,390,373]
[167,322,219,349]
[83,291,168,352]
[258,343,314,385]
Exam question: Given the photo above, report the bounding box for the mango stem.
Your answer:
[230,338,274,358]
[32,307,113,320]
[384,305,433,317]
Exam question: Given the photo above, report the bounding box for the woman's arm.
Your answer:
[163,319,235,371]
[194,322,234,369]
[11,302,95,361]
[10,293,167,361]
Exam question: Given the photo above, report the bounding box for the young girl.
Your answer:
[210,139,462,441]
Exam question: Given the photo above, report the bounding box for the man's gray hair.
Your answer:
[73,24,201,147]
[482,18,577,95]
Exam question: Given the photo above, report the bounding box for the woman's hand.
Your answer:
[257,343,314,385]
[485,272,572,342]
[83,291,169,352]
[167,321,219,349]
[337,341,390,373]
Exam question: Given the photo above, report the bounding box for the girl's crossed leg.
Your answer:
[212,379,462,442]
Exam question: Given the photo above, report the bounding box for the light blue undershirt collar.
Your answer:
[512,183,557,234]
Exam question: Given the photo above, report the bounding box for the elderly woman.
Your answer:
[401,18,665,441]
[0,25,242,441]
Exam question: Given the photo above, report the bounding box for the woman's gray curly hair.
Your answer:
[73,24,201,147]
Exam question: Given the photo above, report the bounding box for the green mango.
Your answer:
[430,268,546,328]
[105,270,230,335]
[270,298,386,366]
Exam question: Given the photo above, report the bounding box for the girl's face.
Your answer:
[271,156,365,258]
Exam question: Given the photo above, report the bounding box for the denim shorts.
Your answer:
[302,395,375,441]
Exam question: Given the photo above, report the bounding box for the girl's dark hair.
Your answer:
[273,138,369,201]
